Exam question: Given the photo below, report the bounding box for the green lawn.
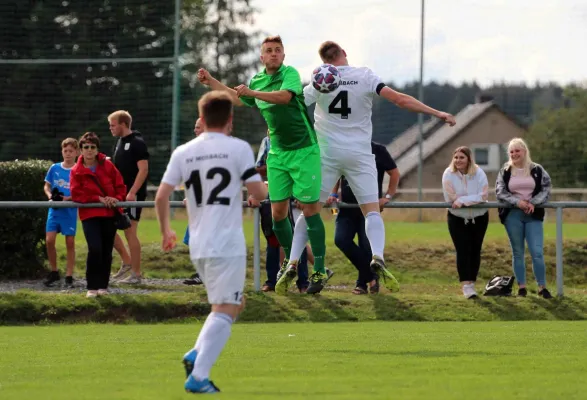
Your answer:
[63,217,587,248]
[1,321,586,400]
[46,217,587,288]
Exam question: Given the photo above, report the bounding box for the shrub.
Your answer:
[0,159,54,279]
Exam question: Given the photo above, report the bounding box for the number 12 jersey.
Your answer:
[303,66,385,155]
[161,132,261,259]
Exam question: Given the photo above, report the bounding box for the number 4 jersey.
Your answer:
[161,132,261,259]
[303,66,385,155]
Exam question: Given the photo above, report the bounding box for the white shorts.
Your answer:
[320,148,379,205]
[192,256,246,305]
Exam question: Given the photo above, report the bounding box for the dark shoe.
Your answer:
[44,271,60,287]
[298,286,308,294]
[306,271,329,294]
[538,288,553,299]
[518,287,528,297]
[262,284,275,292]
[64,276,74,288]
[183,273,203,286]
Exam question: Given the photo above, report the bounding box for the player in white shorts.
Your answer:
[155,91,267,394]
[279,40,456,292]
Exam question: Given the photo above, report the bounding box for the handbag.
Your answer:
[87,174,132,231]
[483,275,515,296]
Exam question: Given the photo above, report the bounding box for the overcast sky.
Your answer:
[251,0,587,87]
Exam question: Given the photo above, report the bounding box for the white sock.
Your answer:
[365,212,385,260]
[289,214,308,264]
[191,312,233,381]
[193,314,214,353]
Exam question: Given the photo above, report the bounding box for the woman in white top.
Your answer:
[442,146,489,299]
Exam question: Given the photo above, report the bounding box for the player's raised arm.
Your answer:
[379,86,456,126]
[235,85,293,105]
[197,68,244,107]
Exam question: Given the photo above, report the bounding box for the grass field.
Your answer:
[77,217,587,246]
[49,217,587,289]
[1,321,586,400]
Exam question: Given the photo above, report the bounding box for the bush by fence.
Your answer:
[0,160,53,279]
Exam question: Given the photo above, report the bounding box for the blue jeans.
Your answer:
[504,209,546,286]
[264,242,309,289]
[334,208,375,289]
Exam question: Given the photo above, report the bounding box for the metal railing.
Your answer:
[1,200,581,297]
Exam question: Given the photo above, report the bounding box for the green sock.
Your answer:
[305,213,326,274]
[272,217,293,260]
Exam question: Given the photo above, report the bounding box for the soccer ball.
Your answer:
[311,64,341,93]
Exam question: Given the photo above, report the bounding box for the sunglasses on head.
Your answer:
[82,145,97,150]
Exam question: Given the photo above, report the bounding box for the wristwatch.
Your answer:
[385,194,392,201]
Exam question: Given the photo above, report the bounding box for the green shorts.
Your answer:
[266,144,321,203]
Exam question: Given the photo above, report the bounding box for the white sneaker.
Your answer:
[86,290,98,298]
[112,264,132,281]
[97,289,109,296]
[117,272,142,285]
[462,284,478,299]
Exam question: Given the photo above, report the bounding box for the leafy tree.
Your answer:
[526,86,587,187]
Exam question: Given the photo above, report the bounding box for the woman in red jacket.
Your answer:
[70,132,127,298]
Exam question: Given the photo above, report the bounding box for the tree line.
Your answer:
[0,0,584,186]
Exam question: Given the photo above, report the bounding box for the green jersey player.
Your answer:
[197,35,330,294]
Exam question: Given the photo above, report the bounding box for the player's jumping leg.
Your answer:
[359,202,399,292]
[345,154,399,292]
[272,200,297,294]
[266,154,298,294]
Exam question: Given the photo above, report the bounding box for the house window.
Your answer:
[471,144,502,171]
[474,148,489,166]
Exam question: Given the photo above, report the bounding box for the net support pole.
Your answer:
[170,0,182,215]
[417,0,425,223]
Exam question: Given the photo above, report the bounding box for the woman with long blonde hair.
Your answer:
[496,138,553,298]
[442,146,489,298]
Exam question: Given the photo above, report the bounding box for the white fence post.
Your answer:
[253,207,261,292]
[556,207,564,297]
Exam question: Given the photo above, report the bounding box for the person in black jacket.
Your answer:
[108,110,149,284]
[496,138,553,299]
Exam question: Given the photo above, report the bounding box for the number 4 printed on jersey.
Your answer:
[328,90,351,119]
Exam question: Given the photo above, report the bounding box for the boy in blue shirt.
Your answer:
[43,138,79,287]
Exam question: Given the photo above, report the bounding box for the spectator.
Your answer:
[249,134,311,293]
[109,110,150,284]
[70,132,127,298]
[43,138,79,288]
[442,146,489,299]
[328,141,399,294]
[496,138,553,299]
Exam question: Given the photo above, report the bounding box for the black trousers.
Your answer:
[447,211,489,282]
[334,208,375,289]
[82,217,117,290]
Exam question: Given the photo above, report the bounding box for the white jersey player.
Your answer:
[279,41,456,293]
[155,91,267,394]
